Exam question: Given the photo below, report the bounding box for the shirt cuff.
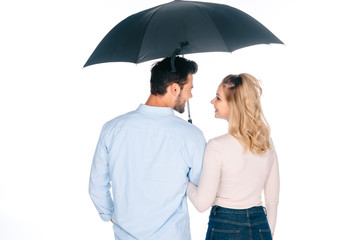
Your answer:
[99,213,112,222]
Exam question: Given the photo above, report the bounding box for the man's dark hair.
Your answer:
[150,57,198,95]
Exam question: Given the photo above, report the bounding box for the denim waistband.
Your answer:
[211,206,266,215]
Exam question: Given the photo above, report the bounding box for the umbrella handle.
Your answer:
[171,41,189,72]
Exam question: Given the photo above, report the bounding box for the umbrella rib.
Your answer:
[194,3,231,52]
[134,5,167,63]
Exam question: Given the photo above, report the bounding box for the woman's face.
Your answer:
[211,84,230,121]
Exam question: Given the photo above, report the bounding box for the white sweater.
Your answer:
[187,133,280,234]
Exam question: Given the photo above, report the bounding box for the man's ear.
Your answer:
[169,83,180,96]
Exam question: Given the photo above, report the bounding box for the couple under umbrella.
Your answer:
[86,1,281,239]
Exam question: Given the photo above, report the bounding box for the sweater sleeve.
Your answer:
[186,140,222,212]
[264,148,280,235]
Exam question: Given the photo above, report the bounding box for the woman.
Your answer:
[187,73,279,240]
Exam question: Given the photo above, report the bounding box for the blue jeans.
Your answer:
[205,206,272,240]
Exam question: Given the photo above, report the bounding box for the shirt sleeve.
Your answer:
[88,127,114,222]
[187,139,222,212]
[186,132,206,185]
[264,146,280,234]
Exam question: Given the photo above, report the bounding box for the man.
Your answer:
[89,57,206,240]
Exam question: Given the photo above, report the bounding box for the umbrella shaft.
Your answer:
[187,100,192,124]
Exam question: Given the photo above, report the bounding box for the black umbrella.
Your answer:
[84,0,283,122]
[84,0,283,68]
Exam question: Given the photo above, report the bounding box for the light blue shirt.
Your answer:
[89,104,206,240]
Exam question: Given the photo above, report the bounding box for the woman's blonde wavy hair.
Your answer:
[222,73,271,154]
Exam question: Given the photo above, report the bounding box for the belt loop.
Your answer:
[263,207,267,216]
[246,209,249,218]
[213,206,218,215]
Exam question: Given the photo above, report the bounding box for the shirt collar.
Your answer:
[137,104,174,116]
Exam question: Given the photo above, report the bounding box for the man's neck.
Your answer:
[145,94,173,108]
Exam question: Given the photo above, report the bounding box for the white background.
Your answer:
[1,0,359,239]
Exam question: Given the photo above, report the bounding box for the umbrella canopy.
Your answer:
[84,0,283,68]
